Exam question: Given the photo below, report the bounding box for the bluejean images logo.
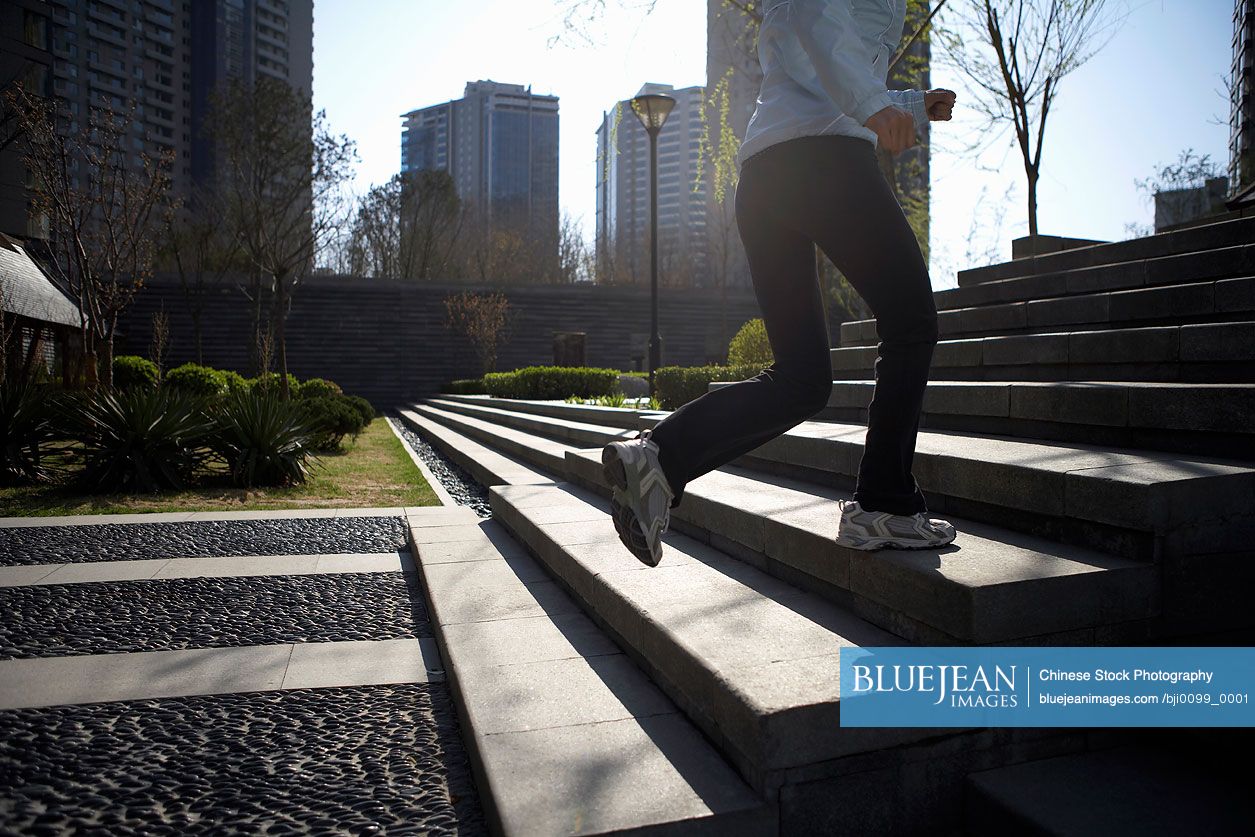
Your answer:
[838,647,1255,728]
[851,660,1020,709]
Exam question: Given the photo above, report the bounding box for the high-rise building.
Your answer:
[30,0,312,205]
[401,80,559,242]
[594,82,709,288]
[190,0,314,186]
[704,1,931,290]
[0,0,54,238]
[1231,0,1254,204]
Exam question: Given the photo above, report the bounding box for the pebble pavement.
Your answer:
[0,511,488,835]
[391,418,492,518]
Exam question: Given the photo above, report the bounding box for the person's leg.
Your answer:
[646,145,835,508]
[772,136,939,515]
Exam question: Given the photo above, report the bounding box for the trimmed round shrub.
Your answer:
[299,395,366,451]
[250,372,300,396]
[219,369,250,396]
[165,363,226,398]
[112,355,159,390]
[343,394,375,426]
[221,370,249,395]
[212,391,316,488]
[298,378,343,399]
[727,318,774,366]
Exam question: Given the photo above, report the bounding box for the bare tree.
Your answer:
[557,211,594,283]
[6,86,173,388]
[345,170,463,280]
[444,290,514,374]
[1124,149,1227,239]
[933,0,1124,236]
[404,170,464,279]
[207,76,357,398]
[160,184,242,364]
[149,309,170,381]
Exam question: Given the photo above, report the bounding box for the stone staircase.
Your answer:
[397,214,1255,835]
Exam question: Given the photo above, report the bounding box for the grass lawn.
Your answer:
[0,418,442,517]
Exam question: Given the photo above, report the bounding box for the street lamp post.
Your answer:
[629,93,676,394]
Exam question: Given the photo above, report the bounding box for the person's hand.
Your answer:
[925,89,957,121]
[863,105,916,154]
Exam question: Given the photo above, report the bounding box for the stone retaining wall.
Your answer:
[119,275,788,407]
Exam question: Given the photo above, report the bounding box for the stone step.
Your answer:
[421,395,1255,565]
[410,398,1167,643]
[956,215,1255,287]
[395,407,555,488]
[490,480,1091,832]
[757,380,1255,460]
[406,515,773,836]
[565,448,1158,645]
[830,321,1255,383]
[433,393,652,430]
[936,243,1255,314]
[964,742,1253,835]
[842,275,1255,347]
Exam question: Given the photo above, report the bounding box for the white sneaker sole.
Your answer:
[835,531,956,551]
[602,442,664,566]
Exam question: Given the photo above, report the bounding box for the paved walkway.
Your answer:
[0,506,487,835]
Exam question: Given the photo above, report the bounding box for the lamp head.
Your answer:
[629,94,676,135]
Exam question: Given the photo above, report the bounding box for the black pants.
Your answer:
[649,133,939,515]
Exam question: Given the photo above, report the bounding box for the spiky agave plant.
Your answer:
[0,379,64,485]
[70,388,215,493]
[212,391,317,488]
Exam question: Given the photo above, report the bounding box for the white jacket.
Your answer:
[738,0,928,167]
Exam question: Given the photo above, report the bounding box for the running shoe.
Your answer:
[835,498,956,550]
[601,428,674,566]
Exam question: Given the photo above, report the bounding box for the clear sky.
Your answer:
[312,0,1234,289]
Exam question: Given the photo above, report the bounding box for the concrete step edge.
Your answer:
[395,407,1162,643]
[842,275,1255,345]
[955,218,1255,286]
[420,395,1255,539]
[433,393,653,429]
[487,480,946,793]
[562,446,1158,645]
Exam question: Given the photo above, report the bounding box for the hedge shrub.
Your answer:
[727,318,774,366]
[443,378,487,395]
[653,363,769,410]
[164,363,226,398]
[483,366,621,400]
[112,356,159,390]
